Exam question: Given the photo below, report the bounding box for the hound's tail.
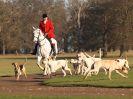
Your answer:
[23,56,27,66]
[65,59,68,67]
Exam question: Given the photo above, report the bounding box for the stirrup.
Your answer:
[31,49,37,55]
[53,52,57,56]
[31,52,36,55]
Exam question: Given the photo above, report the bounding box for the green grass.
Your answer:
[0,56,41,76]
[43,69,133,88]
[42,52,133,88]
[0,52,133,88]
[0,95,132,99]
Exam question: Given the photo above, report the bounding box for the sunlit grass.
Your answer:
[43,69,133,88]
[0,56,41,76]
[0,51,133,88]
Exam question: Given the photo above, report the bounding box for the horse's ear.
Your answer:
[32,26,36,30]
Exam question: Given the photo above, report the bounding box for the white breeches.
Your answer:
[50,38,58,54]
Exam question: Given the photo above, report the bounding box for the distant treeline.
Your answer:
[0,0,133,57]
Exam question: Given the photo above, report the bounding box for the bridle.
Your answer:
[34,29,46,46]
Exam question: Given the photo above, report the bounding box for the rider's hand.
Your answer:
[44,33,48,37]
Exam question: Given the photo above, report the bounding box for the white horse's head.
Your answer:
[32,27,44,43]
[32,27,58,74]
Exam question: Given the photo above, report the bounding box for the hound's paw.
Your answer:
[84,76,88,79]
[125,76,128,78]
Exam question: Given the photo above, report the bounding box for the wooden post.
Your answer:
[0,26,1,32]
[99,48,102,58]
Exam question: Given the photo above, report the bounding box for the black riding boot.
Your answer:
[31,43,38,55]
[51,44,56,56]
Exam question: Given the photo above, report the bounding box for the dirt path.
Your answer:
[0,74,133,97]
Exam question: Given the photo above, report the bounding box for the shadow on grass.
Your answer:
[1,75,13,77]
[42,74,133,88]
[43,81,133,88]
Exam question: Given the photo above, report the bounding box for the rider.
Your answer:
[32,13,57,56]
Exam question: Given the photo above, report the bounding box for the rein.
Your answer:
[37,30,47,46]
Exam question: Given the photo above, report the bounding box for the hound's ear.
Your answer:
[65,59,68,62]
[115,59,119,62]
[120,55,124,59]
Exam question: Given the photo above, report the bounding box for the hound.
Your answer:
[77,52,102,76]
[85,59,130,80]
[46,59,72,77]
[70,59,85,75]
[12,58,27,80]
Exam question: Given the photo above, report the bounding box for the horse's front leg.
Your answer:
[43,63,51,76]
[42,58,52,76]
[37,56,44,70]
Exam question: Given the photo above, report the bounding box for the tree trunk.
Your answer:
[64,34,68,52]
[119,43,126,57]
[2,40,5,55]
[102,32,108,57]
[103,41,108,57]
[77,7,82,51]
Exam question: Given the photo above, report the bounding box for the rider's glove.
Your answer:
[44,33,48,37]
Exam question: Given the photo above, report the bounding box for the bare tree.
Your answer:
[67,0,90,51]
[0,1,13,54]
[115,0,133,57]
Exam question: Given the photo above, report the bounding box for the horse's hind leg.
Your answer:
[37,56,44,70]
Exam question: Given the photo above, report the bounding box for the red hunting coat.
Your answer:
[39,19,55,39]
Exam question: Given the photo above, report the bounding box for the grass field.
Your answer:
[0,56,40,76]
[43,70,133,88]
[0,51,133,98]
[43,51,133,88]
[0,51,133,88]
